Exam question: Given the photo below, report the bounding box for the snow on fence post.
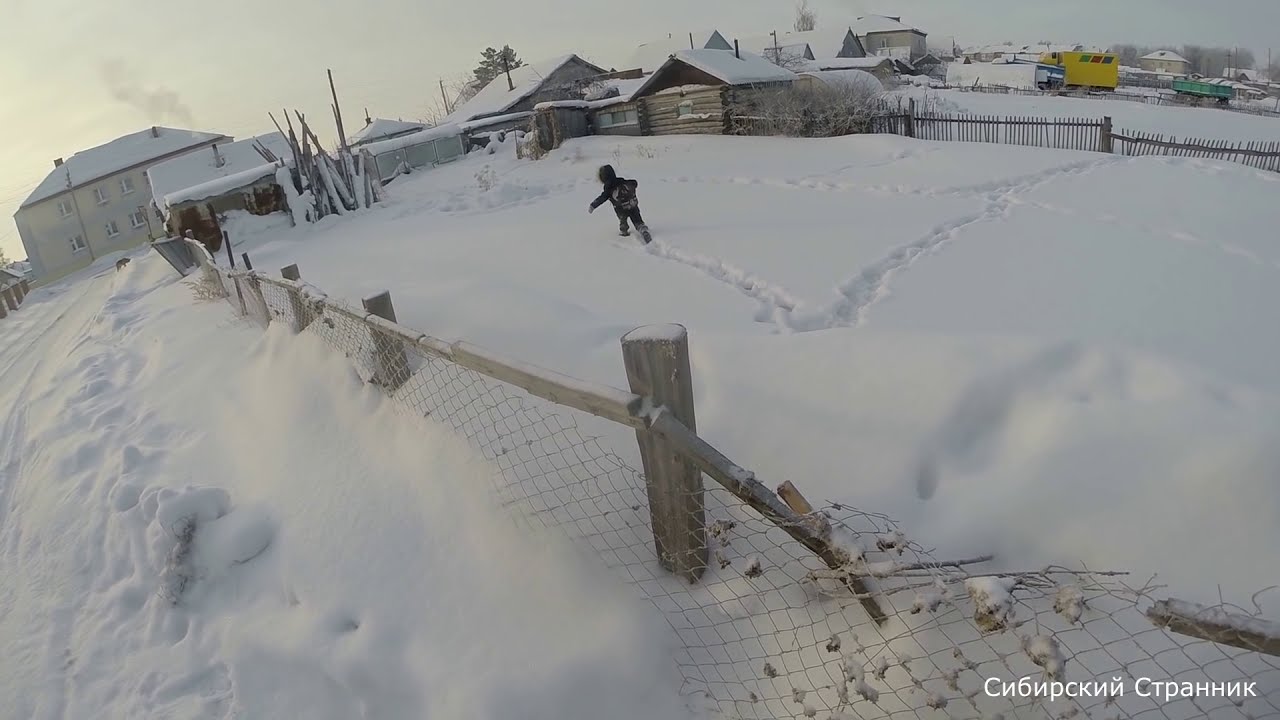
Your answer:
[1100,115,1114,153]
[621,325,708,583]
[1147,599,1280,657]
[3,286,18,312]
[280,264,312,333]
[361,290,412,391]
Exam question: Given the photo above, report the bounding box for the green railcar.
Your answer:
[1171,78,1232,103]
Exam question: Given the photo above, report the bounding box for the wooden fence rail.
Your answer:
[871,108,1280,174]
[913,113,1107,151]
[1111,131,1280,172]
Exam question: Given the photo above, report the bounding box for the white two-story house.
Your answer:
[13,126,230,285]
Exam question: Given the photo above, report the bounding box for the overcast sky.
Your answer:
[2,0,1277,260]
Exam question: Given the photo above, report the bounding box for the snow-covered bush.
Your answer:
[747,78,889,138]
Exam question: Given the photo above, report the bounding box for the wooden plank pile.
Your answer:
[265,69,384,223]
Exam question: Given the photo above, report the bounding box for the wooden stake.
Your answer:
[329,69,350,156]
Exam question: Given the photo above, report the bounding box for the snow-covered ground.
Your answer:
[5,128,1280,716]
[0,256,693,718]
[895,85,1280,140]
[225,132,1280,608]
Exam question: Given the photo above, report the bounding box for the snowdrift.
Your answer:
[0,255,693,719]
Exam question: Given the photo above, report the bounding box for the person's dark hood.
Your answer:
[597,164,616,183]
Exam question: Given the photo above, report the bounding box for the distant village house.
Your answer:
[12,126,229,285]
[1139,50,1191,75]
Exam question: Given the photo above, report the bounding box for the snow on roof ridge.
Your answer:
[446,54,603,123]
[853,14,922,35]
[669,48,798,85]
[1142,49,1189,62]
[349,118,426,144]
[21,126,228,208]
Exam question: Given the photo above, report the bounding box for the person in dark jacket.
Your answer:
[588,164,651,243]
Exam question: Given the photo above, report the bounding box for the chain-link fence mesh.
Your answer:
[186,245,1279,719]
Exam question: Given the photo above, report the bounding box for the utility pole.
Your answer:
[503,50,515,91]
[439,79,451,114]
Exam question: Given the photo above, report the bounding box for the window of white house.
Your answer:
[129,211,146,229]
[94,187,110,205]
[676,100,695,118]
[69,234,87,253]
[105,220,120,238]
[119,176,135,194]
[57,200,73,218]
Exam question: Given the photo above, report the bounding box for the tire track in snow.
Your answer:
[785,157,1120,331]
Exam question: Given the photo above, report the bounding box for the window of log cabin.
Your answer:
[676,100,695,117]
[597,109,638,128]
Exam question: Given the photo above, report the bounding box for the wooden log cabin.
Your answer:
[619,47,798,136]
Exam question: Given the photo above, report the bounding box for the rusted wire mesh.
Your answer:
[191,250,1279,719]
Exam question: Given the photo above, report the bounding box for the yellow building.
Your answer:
[13,126,229,285]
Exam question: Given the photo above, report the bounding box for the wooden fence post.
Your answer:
[223,231,236,269]
[13,282,24,304]
[1100,116,1114,153]
[905,97,917,138]
[621,324,707,583]
[361,291,412,390]
[19,279,29,295]
[280,264,312,333]
[0,293,7,319]
[2,287,17,312]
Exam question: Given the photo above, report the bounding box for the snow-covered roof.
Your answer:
[1224,67,1264,82]
[163,162,281,210]
[456,112,533,133]
[967,43,1093,56]
[804,57,892,71]
[628,31,732,72]
[800,69,885,95]
[852,15,923,36]
[582,77,648,108]
[348,118,427,146]
[3,261,31,278]
[769,28,863,59]
[361,123,463,156]
[445,55,605,123]
[20,126,228,209]
[1142,50,1189,63]
[646,48,798,90]
[147,133,293,210]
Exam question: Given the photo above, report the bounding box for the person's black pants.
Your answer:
[615,205,645,233]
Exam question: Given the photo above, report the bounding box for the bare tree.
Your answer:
[420,72,480,126]
[794,0,816,32]
[765,44,816,72]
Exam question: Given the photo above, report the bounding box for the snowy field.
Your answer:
[4,129,1280,715]
[895,85,1280,141]
[226,132,1280,606]
[0,258,693,718]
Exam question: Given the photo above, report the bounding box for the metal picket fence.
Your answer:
[182,240,1279,719]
